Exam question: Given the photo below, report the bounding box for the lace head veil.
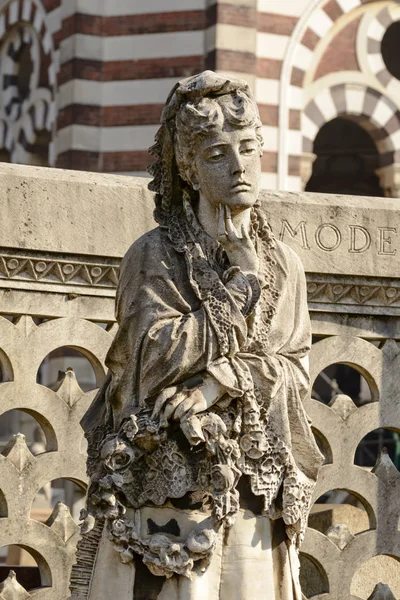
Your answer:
[147,70,263,227]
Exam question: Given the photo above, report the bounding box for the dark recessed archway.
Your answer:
[306,117,384,197]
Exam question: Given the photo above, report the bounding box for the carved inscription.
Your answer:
[279,220,397,256]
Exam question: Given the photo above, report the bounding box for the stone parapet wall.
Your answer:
[0,164,398,599]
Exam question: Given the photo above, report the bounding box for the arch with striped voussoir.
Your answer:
[302,84,400,168]
[0,0,56,165]
[279,0,380,188]
[288,0,380,97]
[365,2,400,97]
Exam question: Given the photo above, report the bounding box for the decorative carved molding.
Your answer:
[1,251,400,317]
[306,274,400,313]
[0,250,119,289]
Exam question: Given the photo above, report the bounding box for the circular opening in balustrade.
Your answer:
[312,363,372,407]
[0,409,55,453]
[311,490,371,534]
[37,346,98,392]
[30,478,86,524]
[381,22,400,81]
[355,428,400,471]
[0,544,51,590]
[299,553,329,598]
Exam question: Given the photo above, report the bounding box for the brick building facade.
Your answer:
[0,0,400,196]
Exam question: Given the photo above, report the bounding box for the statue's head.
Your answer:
[148,71,263,225]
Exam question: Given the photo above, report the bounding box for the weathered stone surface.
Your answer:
[262,191,400,279]
[326,523,354,549]
[329,393,358,420]
[0,163,155,257]
[54,369,85,408]
[46,502,80,543]
[1,434,35,473]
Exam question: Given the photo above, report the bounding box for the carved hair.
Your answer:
[148,71,263,226]
[174,90,263,184]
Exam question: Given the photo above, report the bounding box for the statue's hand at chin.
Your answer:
[217,204,259,276]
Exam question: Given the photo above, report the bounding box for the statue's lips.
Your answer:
[231,182,252,193]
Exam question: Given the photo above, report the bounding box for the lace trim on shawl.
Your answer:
[164,197,279,355]
[162,200,314,541]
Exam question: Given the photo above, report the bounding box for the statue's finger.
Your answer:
[151,385,177,418]
[225,206,238,240]
[182,405,202,421]
[173,397,193,421]
[162,391,185,421]
[217,204,226,238]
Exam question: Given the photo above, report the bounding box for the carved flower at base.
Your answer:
[186,519,216,554]
[242,408,259,426]
[101,437,135,471]
[121,415,139,440]
[110,518,129,540]
[148,534,192,574]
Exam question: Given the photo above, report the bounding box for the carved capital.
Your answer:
[376,163,400,198]
[300,152,316,190]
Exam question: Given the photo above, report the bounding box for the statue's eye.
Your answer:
[208,152,224,162]
[241,144,257,155]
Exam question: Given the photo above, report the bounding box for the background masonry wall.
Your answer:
[2,0,400,197]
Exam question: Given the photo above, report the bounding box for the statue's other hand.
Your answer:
[151,385,178,426]
[152,375,227,426]
[155,387,211,425]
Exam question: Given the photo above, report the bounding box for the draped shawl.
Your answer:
[72,202,323,589]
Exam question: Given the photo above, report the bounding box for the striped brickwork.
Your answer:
[1,0,400,191]
[0,0,59,165]
[255,0,305,189]
[56,0,207,173]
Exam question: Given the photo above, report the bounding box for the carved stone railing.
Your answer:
[0,163,398,599]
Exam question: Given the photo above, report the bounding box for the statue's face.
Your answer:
[191,124,261,214]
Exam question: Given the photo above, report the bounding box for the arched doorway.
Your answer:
[305,117,384,197]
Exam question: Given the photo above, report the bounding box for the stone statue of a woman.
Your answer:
[69,71,323,600]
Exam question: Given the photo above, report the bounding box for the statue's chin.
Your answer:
[221,192,258,213]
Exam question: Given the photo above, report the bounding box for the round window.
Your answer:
[381,21,400,81]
